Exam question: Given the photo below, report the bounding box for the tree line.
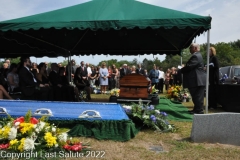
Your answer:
[1,39,240,72]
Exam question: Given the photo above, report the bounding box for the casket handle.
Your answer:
[0,107,8,114]
[79,110,101,118]
[33,108,53,116]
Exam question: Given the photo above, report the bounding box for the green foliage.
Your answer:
[24,110,32,123]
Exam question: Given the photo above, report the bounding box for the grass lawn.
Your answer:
[65,92,240,160]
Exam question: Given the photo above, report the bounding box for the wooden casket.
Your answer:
[109,74,159,104]
[119,74,149,99]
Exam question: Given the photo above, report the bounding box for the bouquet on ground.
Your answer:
[122,99,176,132]
[166,85,182,100]
[179,88,191,102]
[110,88,120,97]
[0,111,90,154]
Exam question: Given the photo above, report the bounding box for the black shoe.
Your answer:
[189,111,204,114]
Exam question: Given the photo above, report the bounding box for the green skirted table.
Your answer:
[49,119,141,142]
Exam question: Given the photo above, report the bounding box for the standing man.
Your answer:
[149,64,159,90]
[85,62,92,84]
[66,59,77,81]
[158,67,165,93]
[120,64,130,78]
[136,63,144,75]
[181,43,206,114]
[79,61,89,85]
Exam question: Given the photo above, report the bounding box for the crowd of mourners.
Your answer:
[0,57,184,101]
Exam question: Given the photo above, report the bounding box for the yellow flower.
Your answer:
[110,88,120,96]
[44,132,57,147]
[10,139,19,146]
[18,138,25,152]
[19,123,34,134]
[1,126,11,139]
[9,139,19,150]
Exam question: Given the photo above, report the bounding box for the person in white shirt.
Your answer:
[158,67,165,93]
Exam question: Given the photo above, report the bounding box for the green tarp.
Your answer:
[155,97,193,121]
[0,0,211,58]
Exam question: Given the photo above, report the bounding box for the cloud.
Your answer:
[184,0,215,13]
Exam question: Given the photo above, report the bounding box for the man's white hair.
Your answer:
[192,43,200,51]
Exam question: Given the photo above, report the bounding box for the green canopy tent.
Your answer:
[0,0,211,58]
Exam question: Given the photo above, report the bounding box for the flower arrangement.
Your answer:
[179,89,191,102]
[166,85,182,99]
[110,88,120,97]
[0,111,90,155]
[150,85,159,94]
[122,99,176,132]
[167,86,191,102]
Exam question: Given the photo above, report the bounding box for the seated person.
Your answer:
[18,57,51,100]
[7,63,21,92]
[36,62,51,86]
[36,62,54,100]
[0,63,9,91]
[74,67,91,100]
[49,63,75,101]
[0,84,13,100]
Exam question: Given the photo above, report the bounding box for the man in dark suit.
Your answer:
[181,43,206,114]
[176,65,183,86]
[79,61,89,84]
[120,64,131,78]
[136,63,145,75]
[18,57,50,100]
[66,59,78,82]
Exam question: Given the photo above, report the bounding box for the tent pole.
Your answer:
[205,29,210,114]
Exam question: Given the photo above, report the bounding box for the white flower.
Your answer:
[35,121,46,132]
[52,127,56,132]
[155,110,160,114]
[14,122,20,126]
[8,127,17,140]
[24,138,35,151]
[35,128,39,133]
[58,133,68,142]
[55,144,59,148]
[142,115,149,119]
[122,105,132,110]
[168,125,172,129]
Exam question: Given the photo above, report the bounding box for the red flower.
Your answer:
[71,144,82,151]
[30,117,38,124]
[63,144,71,151]
[14,116,24,124]
[0,143,9,149]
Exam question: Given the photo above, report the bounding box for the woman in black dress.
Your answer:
[95,66,100,88]
[74,67,91,100]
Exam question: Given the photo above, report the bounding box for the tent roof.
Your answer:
[0,0,211,58]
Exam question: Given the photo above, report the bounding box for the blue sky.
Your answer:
[1,0,239,65]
